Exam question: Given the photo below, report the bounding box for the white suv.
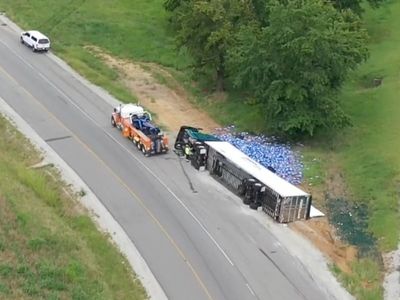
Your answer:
[20,30,50,52]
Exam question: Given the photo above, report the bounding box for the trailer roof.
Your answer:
[205,141,309,198]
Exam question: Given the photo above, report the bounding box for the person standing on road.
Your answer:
[184,144,193,161]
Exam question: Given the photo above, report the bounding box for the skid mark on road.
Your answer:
[45,135,72,142]
[178,157,198,193]
[258,248,307,300]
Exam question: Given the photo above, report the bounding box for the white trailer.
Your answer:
[205,141,312,223]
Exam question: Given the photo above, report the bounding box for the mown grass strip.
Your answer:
[0,115,147,299]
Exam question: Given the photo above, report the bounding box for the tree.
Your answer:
[165,0,259,91]
[227,0,368,136]
[164,0,186,12]
[330,0,384,15]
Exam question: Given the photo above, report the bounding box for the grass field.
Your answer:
[299,3,400,298]
[0,0,185,67]
[0,116,146,299]
[0,0,190,103]
[338,1,400,251]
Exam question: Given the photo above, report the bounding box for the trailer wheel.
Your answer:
[249,202,259,210]
[243,197,252,205]
[137,142,142,150]
[111,116,116,127]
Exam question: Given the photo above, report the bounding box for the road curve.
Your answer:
[0,20,348,300]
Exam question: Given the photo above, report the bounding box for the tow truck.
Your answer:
[111,104,168,156]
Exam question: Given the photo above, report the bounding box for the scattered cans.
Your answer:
[213,126,304,185]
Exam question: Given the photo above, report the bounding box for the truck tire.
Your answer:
[141,145,149,157]
[111,116,116,127]
[243,197,252,205]
[20,37,24,44]
[249,202,259,210]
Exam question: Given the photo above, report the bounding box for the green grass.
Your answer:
[337,1,400,251]
[60,46,138,103]
[202,94,266,132]
[302,148,327,188]
[315,3,400,298]
[0,0,190,104]
[0,116,147,299]
[331,258,383,300]
[0,0,187,68]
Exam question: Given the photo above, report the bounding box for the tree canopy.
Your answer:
[165,0,260,91]
[165,0,370,136]
[227,0,368,135]
[330,0,384,15]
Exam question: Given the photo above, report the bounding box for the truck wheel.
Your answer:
[141,146,148,156]
[20,37,24,44]
[32,45,36,52]
[137,142,142,150]
[111,116,116,127]
[243,197,252,205]
[249,202,259,210]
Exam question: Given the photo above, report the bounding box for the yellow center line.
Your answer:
[0,64,214,300]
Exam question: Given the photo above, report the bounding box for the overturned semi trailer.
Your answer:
[205,141,311,223]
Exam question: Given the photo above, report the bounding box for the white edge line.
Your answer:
[0,95,168,300]
[246,283,256,296]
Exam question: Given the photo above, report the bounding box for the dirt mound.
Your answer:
[291,218,357,274]
[295,155,358,274]
[86,46,220,133]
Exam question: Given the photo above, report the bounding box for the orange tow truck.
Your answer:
[111,104,169,156]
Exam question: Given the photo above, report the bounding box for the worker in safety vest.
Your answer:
[184,144,193,161]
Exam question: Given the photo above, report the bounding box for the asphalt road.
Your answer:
[0,23,337,300]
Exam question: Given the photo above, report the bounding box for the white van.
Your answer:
[20,30,50,52]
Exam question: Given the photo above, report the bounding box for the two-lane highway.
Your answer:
[0,21,345,300]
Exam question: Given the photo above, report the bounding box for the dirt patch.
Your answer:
[296,154,359,274]
[325,160,349,200]
[85,46,220,133]
[291,218,357,274]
